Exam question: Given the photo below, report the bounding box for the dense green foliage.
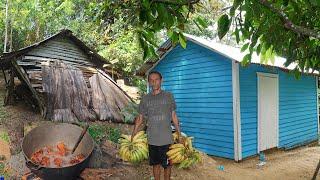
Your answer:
[219,0,320,72]
[0,0,224,86]
[3,0,317,77]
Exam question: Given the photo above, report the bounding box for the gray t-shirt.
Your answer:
[138,90,176,146]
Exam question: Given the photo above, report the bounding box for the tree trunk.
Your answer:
[35,0,40,41]
[9,18,13,52]
[4,0,9,53]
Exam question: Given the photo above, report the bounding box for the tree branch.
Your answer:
[258,0,320,39]
[153,0,200,5]
[221,6,232,12]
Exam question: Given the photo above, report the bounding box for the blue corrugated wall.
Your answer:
[278,71,318,148]
[152,41,235,159]
[239,64,318,158]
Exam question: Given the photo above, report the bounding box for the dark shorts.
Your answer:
[148,144,171,168]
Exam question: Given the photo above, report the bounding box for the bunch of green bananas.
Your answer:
[118,131,148,164]
[167,135,202,169]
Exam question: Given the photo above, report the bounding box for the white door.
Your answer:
[257,73,279,152]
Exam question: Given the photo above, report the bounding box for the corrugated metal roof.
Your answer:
[136,34,319,76]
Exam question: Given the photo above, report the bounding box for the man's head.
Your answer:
[148,71,162,91]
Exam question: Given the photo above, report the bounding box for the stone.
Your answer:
[87,140,121,169]
[87,143,103,168]
[6,151,29,178]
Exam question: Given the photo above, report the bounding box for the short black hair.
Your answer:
[148,71,162,80]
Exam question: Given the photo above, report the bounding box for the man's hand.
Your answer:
[177,132,183,144]
[131,115,143,142]
[172,111,181,143]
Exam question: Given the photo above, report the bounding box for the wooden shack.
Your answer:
[0,29,131,123]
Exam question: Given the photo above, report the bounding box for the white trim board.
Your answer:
[257,72,279,152]
[232,61,242,161]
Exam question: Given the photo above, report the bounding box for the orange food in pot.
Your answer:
[30,142,85,168]
[57,142,67,156]
[54,158,63,167]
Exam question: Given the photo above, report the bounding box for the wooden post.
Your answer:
[4,67,15,105]
[11,60,45,116]
[1,66,8,85]
[312,159,320,180]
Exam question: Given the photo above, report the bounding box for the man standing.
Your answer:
[132,71,181,180]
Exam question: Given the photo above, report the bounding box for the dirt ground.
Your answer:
[0,75,319,180]
[79,143,320,180]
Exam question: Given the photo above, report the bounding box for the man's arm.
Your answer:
[172,111,181,138]
[131,114,143,140]
[132,95,146,140]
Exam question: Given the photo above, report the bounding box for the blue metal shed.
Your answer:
[137,35,319,161]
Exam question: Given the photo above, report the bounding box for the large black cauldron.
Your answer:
[22,123,94,180]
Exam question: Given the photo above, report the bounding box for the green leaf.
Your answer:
[167,29,173,38]
[241,29,249,39]
[233,0,244,10]
[156,4,166,15]
[293,68,301,79]
[230,7,236,16]
[179,33,187,49]
[241,43,249,52]
[250,32,259,48]
[217,14,231,40]
[230,0,243,16]
[142,0,150,9]
[241,53,251,66]
[145,46,154,59]
[193,20,203,32]
[146,10,155,24]
[256,44,261,55]
[142,30,157,47]
[235,27,240,44]
[310,0,320,6]
[196,17,208,28]
[260,46,275,63]
[170,31,179,44]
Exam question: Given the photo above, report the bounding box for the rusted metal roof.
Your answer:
[0,29,112,70]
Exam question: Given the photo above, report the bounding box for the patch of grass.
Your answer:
[0,92,9,125]
[0,112,8,125]
[0,162,10,179]
[87,124,121,144]
[0,131,9,143]
[88,124,107,144]
[106,126,121,143]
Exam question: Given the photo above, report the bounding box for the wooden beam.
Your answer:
[4,67,15,105]
[1,66,8,85]
[11,60,45,115]
[158,47,167,52]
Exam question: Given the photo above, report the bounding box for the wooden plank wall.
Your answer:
[16,37,99,93]
[153,41,235,159]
